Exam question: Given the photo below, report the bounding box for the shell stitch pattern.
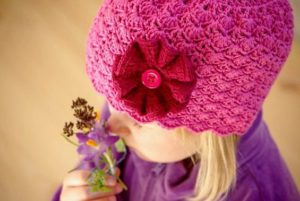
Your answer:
[85,0,294,136]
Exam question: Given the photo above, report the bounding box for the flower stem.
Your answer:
[103,150,128,190]
[116,176,128,190]
[61,133,79,146]
[103,152,115,175]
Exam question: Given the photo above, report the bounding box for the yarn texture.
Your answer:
[85,0,294,136]
[112,35,197,122]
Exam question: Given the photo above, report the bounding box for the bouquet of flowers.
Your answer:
[61,97,128,192]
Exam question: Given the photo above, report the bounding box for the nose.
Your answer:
[106,115,131,137]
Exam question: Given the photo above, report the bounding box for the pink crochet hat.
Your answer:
[85,0,294,136]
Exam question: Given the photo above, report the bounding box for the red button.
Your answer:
[141,69,162,89]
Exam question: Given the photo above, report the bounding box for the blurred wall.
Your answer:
[0,0,299,200]
[291,0,300,38]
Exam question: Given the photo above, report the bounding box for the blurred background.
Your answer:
[0,0,299,200]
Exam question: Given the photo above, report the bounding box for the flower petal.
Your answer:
[77,160,96,170]
[88,130,105,143]
[75,132,88,143]
[82,152,97,161]
[100,101,111,122]
[77,145,93,155]
[104,135,120,146]
[92,154,106,169]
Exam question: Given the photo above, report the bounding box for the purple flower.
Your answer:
[75,130,119,170]
[74,101,126,170]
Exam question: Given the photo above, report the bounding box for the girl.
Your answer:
[53,0,300,200]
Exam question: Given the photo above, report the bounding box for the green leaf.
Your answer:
[98,186,112,193]
[90,185,112,193]
[114,138,126,153]
[86,168,114,193]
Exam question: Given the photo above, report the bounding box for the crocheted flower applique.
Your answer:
[61,97,128,193]
[112,35,197,121]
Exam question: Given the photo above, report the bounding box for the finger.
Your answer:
[103,167,122,186]
[61,184,122,201]
[89,196,117,201]
[115,167,121,177]
[63,170,91,186]
[64,168,121,187]
[105,167,121,186]
[104,174,117,186]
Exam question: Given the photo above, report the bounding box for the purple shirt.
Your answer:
[51,110,300,200]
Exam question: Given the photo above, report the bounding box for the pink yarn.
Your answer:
[112,35,197,122]
[85,0,294,136]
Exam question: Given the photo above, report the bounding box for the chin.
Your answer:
[128,146,158,162]
[129,146,147,159]
[129,146,183,163]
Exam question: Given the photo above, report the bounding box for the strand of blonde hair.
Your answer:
[176,127,239,201]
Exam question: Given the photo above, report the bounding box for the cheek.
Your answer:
[126,128,194,163]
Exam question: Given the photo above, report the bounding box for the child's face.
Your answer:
[107,104,198,163]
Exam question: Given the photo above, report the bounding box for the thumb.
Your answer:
[115,167,121,177]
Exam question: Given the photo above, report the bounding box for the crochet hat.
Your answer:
[85,0,294,136]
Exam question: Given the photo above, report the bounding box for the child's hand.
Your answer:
[60,167,123,201]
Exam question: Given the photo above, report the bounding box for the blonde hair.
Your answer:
[175,127,240,201]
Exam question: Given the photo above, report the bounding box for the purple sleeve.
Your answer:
[51,185,62,201]
[225,121,300,201]
[225,163,300,201]
[224,168,262,201]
